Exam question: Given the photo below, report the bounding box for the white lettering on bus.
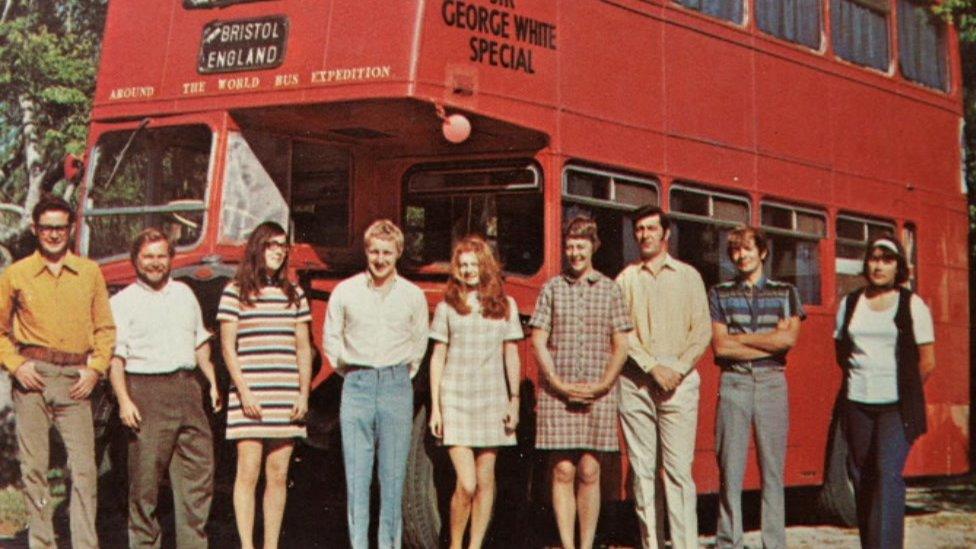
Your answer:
[310,65,392,84]
[274,74,300,87]
[182,81,206,95]
[217,76,260,90]
[218,21,282,44]
[108,86,156,100]
[205,45,280,71]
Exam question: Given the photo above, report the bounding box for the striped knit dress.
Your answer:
[217,282,311,440]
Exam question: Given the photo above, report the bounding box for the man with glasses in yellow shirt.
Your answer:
[0,194,116,549]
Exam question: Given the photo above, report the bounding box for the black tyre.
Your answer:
[816,398,857,527]
[402,403,442,549]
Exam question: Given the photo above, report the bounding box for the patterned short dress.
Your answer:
[217,282,311,440]
[430,294,524,447]
[528,271,632,451]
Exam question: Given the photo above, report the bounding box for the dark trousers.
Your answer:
[127,370,213,549]
[844,400,911,549]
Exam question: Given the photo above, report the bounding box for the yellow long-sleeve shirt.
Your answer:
[0,251,116,373]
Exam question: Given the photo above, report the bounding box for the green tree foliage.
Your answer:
[0,0,106,259]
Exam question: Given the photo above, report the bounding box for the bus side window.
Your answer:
[902,222,918,290]
[562,166,659,278]
[220,131,290,243]
[835,214,895,300]
[402,161,543,276]
[669,185,750,289]
[674,0,745,24]
[291,142,351,247]
[756,0,822,49]
[831,0,891,71]
[897,0,948,90]
[760,202,826,305]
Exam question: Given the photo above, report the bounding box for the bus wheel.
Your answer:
[816,406,857,527]
[402,403,442,549]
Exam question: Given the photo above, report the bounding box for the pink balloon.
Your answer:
[442,114,471,144]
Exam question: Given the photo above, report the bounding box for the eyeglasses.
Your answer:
[264,241,289,252]
[37,224,70,234]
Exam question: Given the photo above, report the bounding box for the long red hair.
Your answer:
[444,236,509,320]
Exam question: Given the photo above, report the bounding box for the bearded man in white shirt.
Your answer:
[109,228,220,549]
[325,219,429,549]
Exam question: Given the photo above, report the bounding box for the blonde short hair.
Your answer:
[363,219,404,254]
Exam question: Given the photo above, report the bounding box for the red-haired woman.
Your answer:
[217,221,312,549]
[428,235,524,549]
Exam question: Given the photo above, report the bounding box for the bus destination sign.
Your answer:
[198,15,288,75]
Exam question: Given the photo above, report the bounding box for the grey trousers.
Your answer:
[127,370,213,549]
[13,362,98,549]
[715,368,789,549]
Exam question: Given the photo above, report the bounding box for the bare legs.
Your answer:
[447,447,499,549]
[551,451,602,549]
[234,439,296,549]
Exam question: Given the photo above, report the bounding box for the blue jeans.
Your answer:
[340,363,413,549]
[845,400,911,549]
[715,369,788,549]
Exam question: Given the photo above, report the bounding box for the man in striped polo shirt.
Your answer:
[709,225,805,549]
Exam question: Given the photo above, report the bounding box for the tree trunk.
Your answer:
[19,93,45,226]
[0,0,13,24]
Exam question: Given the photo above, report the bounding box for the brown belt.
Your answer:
[19,345,88,366]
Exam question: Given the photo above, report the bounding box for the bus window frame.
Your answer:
[668,182,752,228]
[401,159,545,277]
[670,0,749,27]
[754,0,824,51]
[829,0,893,74]
[80,122,217,264]
[834,212,896,299]
[895,0,950,92]
[562,164,661,212]
[289,137,355,249]
[760,199,828,305]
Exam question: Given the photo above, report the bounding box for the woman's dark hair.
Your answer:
[32,194,75,225]
[862,234,911,287]
[234,221,298,307]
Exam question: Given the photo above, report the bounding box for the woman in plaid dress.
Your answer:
[529,217,632,549]
[429,236,523,549]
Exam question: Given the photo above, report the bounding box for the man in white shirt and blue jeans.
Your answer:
[325,219,429,549]
[109,228,220,549]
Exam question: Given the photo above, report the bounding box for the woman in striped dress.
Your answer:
[428,236,523,549]
[217,221,312,549]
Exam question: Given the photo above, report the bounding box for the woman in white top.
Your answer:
[834,235,935,549]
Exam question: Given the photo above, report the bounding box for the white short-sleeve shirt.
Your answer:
[111,279,211,374]
[834,293,934,403]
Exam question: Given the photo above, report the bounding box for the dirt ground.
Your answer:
[694,474,976,549]
[1,471,974,547]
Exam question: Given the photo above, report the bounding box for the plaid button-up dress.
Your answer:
[529,271,632,451]
[431,295,524,447]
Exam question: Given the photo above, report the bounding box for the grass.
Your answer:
[0,486,27,538]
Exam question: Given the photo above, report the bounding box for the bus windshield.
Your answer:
[82,125,212,261]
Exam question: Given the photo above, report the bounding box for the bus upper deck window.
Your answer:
[83,125,212,261]
[835,214,895,300]
[831,0,891,71]
[757,0,822,49]
[674,0,745,24]
[403,161,543,276]
[562,166,660,278]
[760,202,827,305]
[669,185,750,289]
[897,0,948,90]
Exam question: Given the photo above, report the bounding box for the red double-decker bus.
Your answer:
[81,0,968,545]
